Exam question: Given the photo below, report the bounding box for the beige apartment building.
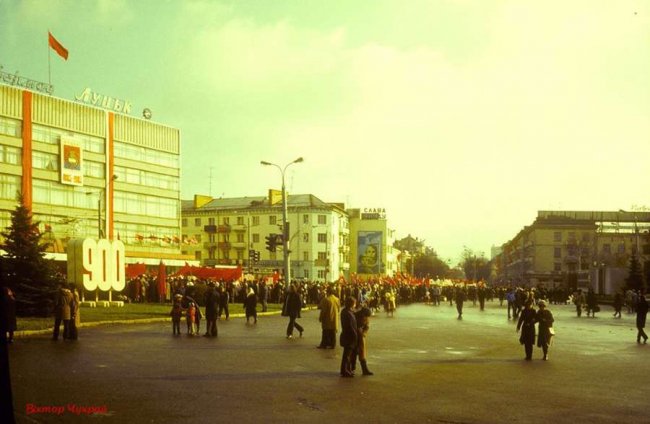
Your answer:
[181,191,350,282]
[495,210,650,294]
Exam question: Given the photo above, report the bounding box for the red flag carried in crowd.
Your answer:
[48,31,69,60]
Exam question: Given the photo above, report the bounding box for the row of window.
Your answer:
[0,175,20,200]
[0,117,21,137]
[190,232,330,244]
[113,191,178,219]
[186,214,333,227]
[0,145,21,165]
[114,141,179,168]
[113,165,179,191]
[552,243,630,258]
[33,179,99,209]
[32,124,105,154]
[32,150,105,178]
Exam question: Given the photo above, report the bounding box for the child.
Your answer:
[170,295,183,336]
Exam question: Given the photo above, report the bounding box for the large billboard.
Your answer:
[357,231,382,274]
[60,135,83,186]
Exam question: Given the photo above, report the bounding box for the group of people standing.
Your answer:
[52,284,80,341]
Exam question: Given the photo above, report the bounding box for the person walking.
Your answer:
[454,286,466,320]
[574,289,586,317]
[259,281,268,313]
[339,296,358,378]
[317,287,340,349]
[282,284,304,339]
[613,289,624,318]
[68,284,80,340]
[352,301,374,376]
[636,290,648,344]
[586,288,598,317]
[1,287,16,344]
[52,284,73,341]
[218,285,230,320]
[244,287,258,324]
[536,300,554,360]
[516,300,537,360]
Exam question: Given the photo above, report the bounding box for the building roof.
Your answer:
[182,193,342,213]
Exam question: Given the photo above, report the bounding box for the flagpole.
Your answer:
[47,30,51,86]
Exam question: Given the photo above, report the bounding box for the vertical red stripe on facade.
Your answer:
[108,112,114,240]
[21,91,33,208]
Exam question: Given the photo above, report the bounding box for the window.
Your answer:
[32,151,58,171]
[0,145,21,165]
[253,234,260,243]
[0,117,21,137]
[554,247,561,258]
[114,141,178,168]
[303,252,309,261]
[303,269,309,278]
[303,214,309,224]
[223,217,230,225]
[554,263,561,272]
[318,233,327,243]
[252,216,260,226]
[0,175,20,200]
[236,233,244,242]
[236,250,243,260]
[182,218,188,227]
[195,251,202,260]
[195,234,202,243]
[208,217,215,225]
[568,232,576,240]
[195,218,201,226]
[602,244,611,254]
[318,215,326,225]
[318,252,327,260]
[317,270,327,279]
[618,243,626,253]
[237,216,244,225]
[269,216,277,225]
[303,233,309,242]
[554,232,562,242]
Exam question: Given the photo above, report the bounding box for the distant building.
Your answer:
[347,208,398,277]
[0,85,188,267]
[181,191,350,282]
[494,210,650,294]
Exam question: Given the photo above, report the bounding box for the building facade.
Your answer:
[494,210,650,294]
[181,191,351,282]
[348,208,398,277]
[0,85,188,266]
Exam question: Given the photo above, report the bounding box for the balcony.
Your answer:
[232,224,246,232]
[218,242,231,250]
[205,224,231,233]
[231,240,246,249]
[314,259,329,267]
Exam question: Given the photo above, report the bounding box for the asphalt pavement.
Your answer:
[7,300,650,424]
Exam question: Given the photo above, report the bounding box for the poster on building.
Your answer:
[357,231,382,274]
[60,135,83,186]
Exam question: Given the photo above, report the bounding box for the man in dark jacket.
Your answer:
[339,296,358,377]
[282,284,303,338]
[203,283,219,337]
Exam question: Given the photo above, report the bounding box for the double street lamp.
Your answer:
[260,157,304,289]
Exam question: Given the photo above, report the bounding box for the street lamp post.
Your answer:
[260,157,304,289]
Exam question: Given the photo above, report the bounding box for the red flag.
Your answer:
[48,31,69,60]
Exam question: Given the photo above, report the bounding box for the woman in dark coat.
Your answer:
[339,296,358,377]
[516,300,537,360]
[536,300,554,360]
[244,287,258,324]
[203,284,219,337]
[282,284,303,338]
[636,290,648,344]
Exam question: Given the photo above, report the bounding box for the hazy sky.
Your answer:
[2,0,649,263]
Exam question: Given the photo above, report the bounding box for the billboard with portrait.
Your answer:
[357,231,382,274]
[60,135,83,186]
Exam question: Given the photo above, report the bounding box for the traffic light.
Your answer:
[254,250,261,262]
[265,234,277,252]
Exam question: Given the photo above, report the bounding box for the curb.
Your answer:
[13,307,318,338]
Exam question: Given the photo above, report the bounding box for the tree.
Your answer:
[626,254,645,292]
[460,247,490,282]
[1,195,63,316]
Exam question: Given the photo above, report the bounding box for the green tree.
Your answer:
[1,196,63,316]
[460,247,490,282]
[626,254,645,292]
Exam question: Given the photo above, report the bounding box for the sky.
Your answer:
[2,0,649,263]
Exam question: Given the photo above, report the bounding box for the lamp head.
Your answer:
[260,161,272,166]
[293,157,304,164]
